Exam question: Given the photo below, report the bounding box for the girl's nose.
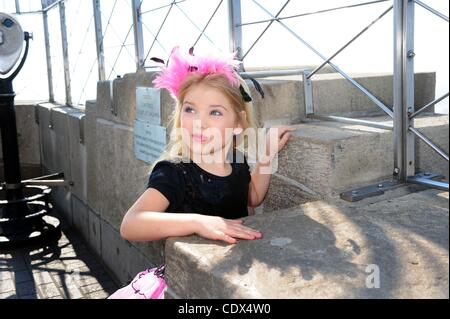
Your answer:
[193,118,207,131]
[195,113,208,128]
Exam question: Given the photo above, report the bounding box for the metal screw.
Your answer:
[407,50,415,58]
[393,167,400,175]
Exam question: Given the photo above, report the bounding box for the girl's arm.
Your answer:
[248,126,295,207]
[121,188,261,244]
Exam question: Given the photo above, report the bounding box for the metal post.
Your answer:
[228,0,242,60]
[92,0,105,80]
[41,0,54,102]
[132,0,145,71]
[15,0,20,13]
[59,0,72,106]
[393,0,415,181]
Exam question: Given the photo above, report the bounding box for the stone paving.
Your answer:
[0,219,118,299]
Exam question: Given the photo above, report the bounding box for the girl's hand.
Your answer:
[193,214,262,244]
[263,125,296,163]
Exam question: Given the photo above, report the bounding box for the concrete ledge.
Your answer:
[96,71,175,127]
[275,114,448,197]
[165,189,449,298]
[310,72,435,115]
[68,110,87,203]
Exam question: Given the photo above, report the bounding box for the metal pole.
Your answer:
[410,92,449,119]
[41,0,54,102]
[132,0,145,71]
[92,0,105,80]
[393,0,415,181]
[409,126,449,162]
[59,0,72,106]
[15,0,20,13]
[228,0,242,60]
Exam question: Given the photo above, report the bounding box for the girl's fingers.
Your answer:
[228,224,262,239]
[227,218,244,224]
[227,229,256,240]
[217,231,237,244]
[280,132,291,146]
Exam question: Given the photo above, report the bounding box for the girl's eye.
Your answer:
[210,110,222,116]
[183,106,195,113]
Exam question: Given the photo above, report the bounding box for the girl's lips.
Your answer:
[192,134,208,143]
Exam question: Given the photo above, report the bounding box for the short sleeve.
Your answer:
[146,161,184,209]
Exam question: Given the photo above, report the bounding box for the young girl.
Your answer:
[120,47,294,246]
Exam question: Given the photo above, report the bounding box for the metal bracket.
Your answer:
[340,179,404,202]
[303,70,313,116]
[34,105,40,125]
[48,108,54,129]
[408,172,448,191]
[110,80,117,116]
[79,115,85,145]
[22,172,73,187]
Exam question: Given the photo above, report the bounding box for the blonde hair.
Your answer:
[149,73,258,172]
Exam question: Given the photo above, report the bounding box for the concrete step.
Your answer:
[95,71,436,128]
[165,187,449,298]
[259,113,448,213]
[247,72,435,127]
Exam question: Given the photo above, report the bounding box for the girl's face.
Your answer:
[180,83,243,160]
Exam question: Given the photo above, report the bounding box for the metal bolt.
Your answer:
[393,167,400,175]
[407,50,415,58]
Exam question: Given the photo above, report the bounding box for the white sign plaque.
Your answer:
[136,87,161,125]
[134,120,166,164]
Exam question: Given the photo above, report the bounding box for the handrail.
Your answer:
[240,69,308,79]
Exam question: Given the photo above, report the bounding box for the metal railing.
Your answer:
[230,0,448,192]
[3,0,448,192]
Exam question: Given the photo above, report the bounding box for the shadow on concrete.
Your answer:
[0,210,118,299]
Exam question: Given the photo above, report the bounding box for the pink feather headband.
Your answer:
[151,47,243,100]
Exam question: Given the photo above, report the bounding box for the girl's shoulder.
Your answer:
[148,160,186,187]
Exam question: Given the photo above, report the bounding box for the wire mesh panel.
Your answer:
[238,0,395,71]
[46,4,65,104]
[140,0,229,68]
[99,0,135,80]
[64,0,97,106]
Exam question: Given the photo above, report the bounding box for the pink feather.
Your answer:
[152,46,241,99]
